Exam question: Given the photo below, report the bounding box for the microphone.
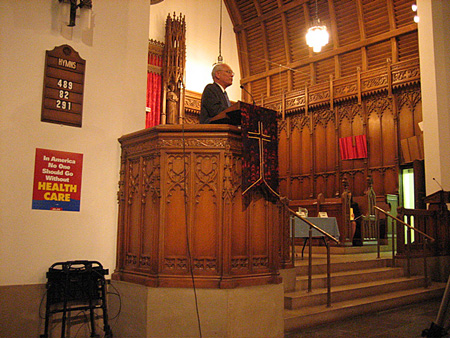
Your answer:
[240,85,255,106]
[433,177,444,191]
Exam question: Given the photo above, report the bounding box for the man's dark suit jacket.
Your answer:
[200,82,229,124]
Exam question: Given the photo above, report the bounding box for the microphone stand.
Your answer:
[240,85,255,106]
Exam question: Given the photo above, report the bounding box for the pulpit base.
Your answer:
[109,280,284,338]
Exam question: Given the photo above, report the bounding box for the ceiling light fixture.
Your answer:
[214,0,224,66]
[305,0,329,53]
[412,4,419,23]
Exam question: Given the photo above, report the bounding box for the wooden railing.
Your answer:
[375,206,435,288]
[287,208,339,307]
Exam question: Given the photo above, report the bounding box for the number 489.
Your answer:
[57,79,73,90]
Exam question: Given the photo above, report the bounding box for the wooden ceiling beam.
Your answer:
[232,0,311,33]
[241,23,417,84]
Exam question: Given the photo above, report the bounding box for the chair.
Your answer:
[362,176,377,240]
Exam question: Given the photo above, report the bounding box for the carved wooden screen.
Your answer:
[271,58,422,205]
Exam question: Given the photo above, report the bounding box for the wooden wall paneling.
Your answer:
[380,105,396,167]
[290,116,303,177]
[303,176,313,200]
[238,28,251,79]
[340,50,363,78]
[312,106,337,197]
[270,72,286,102]
[251,78,267,106]
[116,153,126,271]
[397,87,419,138]
[192,152,220,274]
[352,169,367,196]
[315,175,326,199]
[162,152,189,274]
[285,5,309,66]
[290,176,301,200]
[361,0,390,39]
[292,66,311,92]
[301,116,313,176]
[397,31,419,62]
[326,0,337,41]
[366,40,391,70]
[279,177,288,199]
[250,193,269,263]
[384,165,399,195]
[315,57,335,85]
[313,109,328,174]
[125,157,141,269]
[365,94,390,168]
[396,86,422,164]
[413,93,422,136]
[326,111,337,178]
[141,154,161,273]
[335,0,360,46]
[266,16,286,71]
[393,0,417,27]
[278,121,289,179]
[247,24,266,76]
[369,169,385,198]
[259,0,278,15]
[229,163,247,272]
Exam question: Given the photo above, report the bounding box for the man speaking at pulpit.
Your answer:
[199,63,234,123]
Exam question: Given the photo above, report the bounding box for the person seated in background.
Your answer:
[199,63,234,124]
[351,201,363,246]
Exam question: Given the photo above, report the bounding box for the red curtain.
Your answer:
[146,54,162,128]
[339,135,367,160]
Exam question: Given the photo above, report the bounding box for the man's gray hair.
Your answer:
[212,63,225,79]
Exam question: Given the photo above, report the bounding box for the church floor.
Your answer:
[285,298,448,338]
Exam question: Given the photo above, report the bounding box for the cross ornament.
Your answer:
[242,120,279,197]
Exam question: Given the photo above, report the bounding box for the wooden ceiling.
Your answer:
[224,0,418,102]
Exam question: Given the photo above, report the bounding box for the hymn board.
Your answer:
[41,45,85,127]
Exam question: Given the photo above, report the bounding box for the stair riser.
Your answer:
[295,269,405,290]
[295,259,390,275]
[286,278,427,309]
[284,289,444,332]
[298,245,391,255]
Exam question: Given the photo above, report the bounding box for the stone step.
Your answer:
[296,243,391,256]
[284,283,446,332]
[295,257,391,275]
[294,266,406,290]
[285,275,428,309]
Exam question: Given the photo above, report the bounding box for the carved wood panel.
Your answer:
[113,125,283,288]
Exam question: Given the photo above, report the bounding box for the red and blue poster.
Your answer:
[32,148,83,211]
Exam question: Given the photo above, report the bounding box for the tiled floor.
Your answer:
[285,298,449,338]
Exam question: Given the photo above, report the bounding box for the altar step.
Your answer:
[284,248,446,333]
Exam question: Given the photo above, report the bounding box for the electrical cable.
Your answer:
[181,117,203,338]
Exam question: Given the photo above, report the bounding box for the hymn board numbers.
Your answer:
[41,45,85,127]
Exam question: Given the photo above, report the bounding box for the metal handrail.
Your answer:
[287,208,339,307]
[374,205,435,287]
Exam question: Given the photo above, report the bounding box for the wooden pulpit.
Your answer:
[112,121,285,289]
[209,101,247,125]
[424,190,450,210]
[424,190,450,255]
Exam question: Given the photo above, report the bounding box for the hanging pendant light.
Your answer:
[214,0,224,65]
[306,0,329,53]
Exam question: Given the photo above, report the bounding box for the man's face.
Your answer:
[216,65,234,88]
